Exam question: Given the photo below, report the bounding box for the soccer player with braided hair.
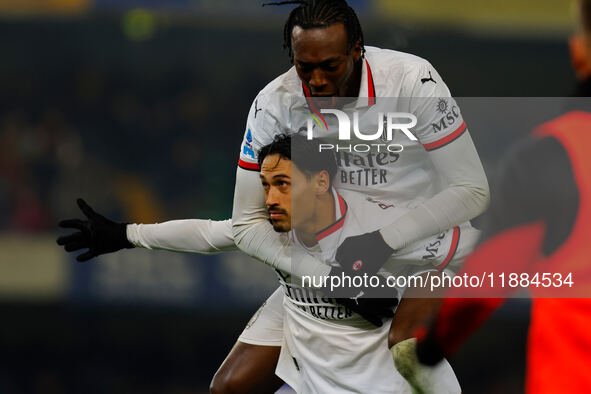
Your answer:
[58,1,488,392]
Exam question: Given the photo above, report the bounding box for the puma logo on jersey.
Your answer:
[254,99,262,118]
[421,71,436,84]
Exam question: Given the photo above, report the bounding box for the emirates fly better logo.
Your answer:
[306,109,418,153]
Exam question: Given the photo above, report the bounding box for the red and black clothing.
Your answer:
[417,111,591,393]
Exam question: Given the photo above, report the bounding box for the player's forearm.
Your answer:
[126,219,237,254]
[380,132,489,250]
[417,298,504,365]
[231,167,331,279]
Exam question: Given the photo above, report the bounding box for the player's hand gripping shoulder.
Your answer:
[328,264,399,327]
[335,295,397,327]
[335,230,395,276]
[57,198,134,262]
[329,231,398,327]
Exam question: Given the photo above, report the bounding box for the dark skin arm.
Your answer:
[389,271,448,347]
[210,341,284,394]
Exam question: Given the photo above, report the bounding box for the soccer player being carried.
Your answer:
[254,133,477,392]
[58,1,489,392]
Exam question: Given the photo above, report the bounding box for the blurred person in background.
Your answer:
[571,0,591,95]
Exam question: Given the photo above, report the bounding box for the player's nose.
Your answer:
[309,69,328,92]
[266,187,280,206]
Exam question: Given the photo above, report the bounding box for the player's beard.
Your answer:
[269,218,290,233]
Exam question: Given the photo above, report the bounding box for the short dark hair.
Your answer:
[258,134,337,183]
[263,0,365,62]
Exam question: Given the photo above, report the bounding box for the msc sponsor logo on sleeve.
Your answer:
[431,98,461,133]
[422,232,446,260]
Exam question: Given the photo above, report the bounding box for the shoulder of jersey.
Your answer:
[365,45,431,71]
[338,188,410,232]
[255,66,301,106]
[245,67,303,147]
[338,189,388,220]
[364,46,433,92]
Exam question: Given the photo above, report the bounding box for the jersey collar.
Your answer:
[356,57,376,107]
[288,189,348,264]
[315,189,348,242]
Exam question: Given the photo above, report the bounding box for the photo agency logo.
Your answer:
[306,109,417,153]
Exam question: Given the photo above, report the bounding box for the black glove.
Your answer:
[335,296,397,327]
[327,266,399,327]
[415,327,446,366]
[335,230,395,276]
[56,198,133,262]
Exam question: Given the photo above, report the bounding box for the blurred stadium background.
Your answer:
[0,0,580,393]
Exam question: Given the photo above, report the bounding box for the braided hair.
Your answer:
[263,0,365,62]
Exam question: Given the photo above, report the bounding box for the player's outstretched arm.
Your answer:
[57,199,238,261]
[127,219,237,254]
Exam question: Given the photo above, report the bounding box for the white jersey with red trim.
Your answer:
[274,189,470,394]
[238,46,469,206]
[276,188,479,328]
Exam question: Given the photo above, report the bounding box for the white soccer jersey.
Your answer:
[238,46,470,205]
[276,189,478,326]
[273,189,474,393]
[128,45,487,279]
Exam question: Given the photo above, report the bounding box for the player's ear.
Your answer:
[314,170,330,195]
[351,40,362,62]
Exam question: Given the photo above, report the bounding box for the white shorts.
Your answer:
[277,298,412,394]
[236,288,461,394]
[237,286,284,347]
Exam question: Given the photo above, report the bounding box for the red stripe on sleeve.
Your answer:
[435,226,460,271]
[238,159,260,171]
[423,121,467,151]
